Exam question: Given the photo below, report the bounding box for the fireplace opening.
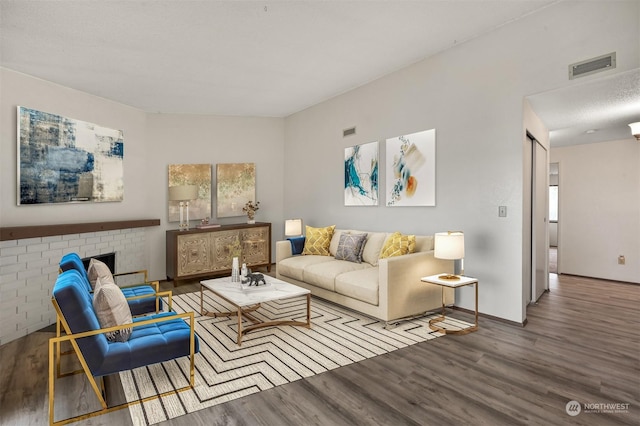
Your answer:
[82,252,116,273]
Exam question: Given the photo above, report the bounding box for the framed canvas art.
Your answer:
[216,163,256,218]
[344,141,378,206]
[17,106,124,204]
[385,129,436,207]
[168,164,212,222]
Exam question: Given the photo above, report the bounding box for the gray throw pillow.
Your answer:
[93,276,133,342]
[87,258,114,290]
[335,233,368,263]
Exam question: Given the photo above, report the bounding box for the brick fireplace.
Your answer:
[0,220,159,345]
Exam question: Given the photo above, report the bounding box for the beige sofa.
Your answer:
[276,229,454,324]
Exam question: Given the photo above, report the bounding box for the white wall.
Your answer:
[551,139,640,283]
[144,114,285,279]
[0,68,151,226]
[284,1,639,323]
[0,69,286,282]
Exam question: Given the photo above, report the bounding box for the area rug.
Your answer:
[120,291,472,425]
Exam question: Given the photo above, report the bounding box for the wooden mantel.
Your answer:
[0,219,161,241]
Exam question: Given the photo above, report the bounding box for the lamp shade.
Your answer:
[629,122,640,140]
[434,231,464,260]
[284,219,303,237]
[168,185,198,201]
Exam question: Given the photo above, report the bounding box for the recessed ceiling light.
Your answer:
[585,129,597,134]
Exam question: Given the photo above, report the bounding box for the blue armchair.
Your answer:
[59,252,164,315]
[49,269,199,425]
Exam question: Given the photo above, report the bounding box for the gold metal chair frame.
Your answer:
[49,296,195,426]
[115,269,151,285]
[54,289,173,379]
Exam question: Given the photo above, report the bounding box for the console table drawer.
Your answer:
[166,222,271,283]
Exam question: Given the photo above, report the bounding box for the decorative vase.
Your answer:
[243,201,259,225]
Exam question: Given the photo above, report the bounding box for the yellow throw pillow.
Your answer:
[380,232,416,259]
[302,225,336,256]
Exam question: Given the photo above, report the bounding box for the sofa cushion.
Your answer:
[93,277,133,342]
[361,232,388,266]
[329,229,347,256]
[304,260,371,292]
[414,235,434,252]
[88,258,113,290]
[335,267,380,305]
[380,232,416,259]
[278,255,335,281]
[335,233,368,263]
[302,225,335,256]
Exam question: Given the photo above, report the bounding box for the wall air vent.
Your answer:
[343,127,356,137]
[569,52,616,80]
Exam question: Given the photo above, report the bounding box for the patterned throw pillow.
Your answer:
[87,258,114,290]
[302,225,336,256]
[379,232,416,259]
[335,233,368,263]
[93,276,133,342]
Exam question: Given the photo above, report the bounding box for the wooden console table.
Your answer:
[166,222,271,285]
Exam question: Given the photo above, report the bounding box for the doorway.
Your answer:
[524,134,549,305]
[549,162,559,274]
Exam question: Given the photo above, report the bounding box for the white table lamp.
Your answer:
[169,185,198,231]
[434,231,465,280]
[284,219,303,237]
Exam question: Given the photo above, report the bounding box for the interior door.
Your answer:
[531,137,549,303]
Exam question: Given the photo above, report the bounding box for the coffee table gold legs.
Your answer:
[236,293,311,345]
[201,289,311,345]
[428,282,478,335]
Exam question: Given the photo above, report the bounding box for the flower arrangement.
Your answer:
[242,201,260,222]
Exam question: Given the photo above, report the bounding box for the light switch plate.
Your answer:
[499,206,507,217]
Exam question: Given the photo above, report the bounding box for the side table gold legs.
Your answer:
[428,281,478,335]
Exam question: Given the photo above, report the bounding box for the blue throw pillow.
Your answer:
[287,236,306,255]
[335,233,368,263]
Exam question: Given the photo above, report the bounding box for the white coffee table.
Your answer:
[200,275,311,345]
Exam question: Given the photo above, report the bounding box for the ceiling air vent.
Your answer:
[569,52,616,80]
[343,126,356,137]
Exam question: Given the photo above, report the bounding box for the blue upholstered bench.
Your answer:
[59,252,162,316]
[49,269,199,425]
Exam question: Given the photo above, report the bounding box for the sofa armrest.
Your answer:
[379,250,454,321]
[276,240,294,263]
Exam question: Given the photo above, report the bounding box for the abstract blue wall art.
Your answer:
[385,129,436,207]
[17,107,124,205]
[344,141,378,206]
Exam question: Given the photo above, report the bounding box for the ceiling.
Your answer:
[527,68,640,147]
[1,1,638,146]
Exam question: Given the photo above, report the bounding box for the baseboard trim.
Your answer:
[451,306,527,327]
[556,273,639,286]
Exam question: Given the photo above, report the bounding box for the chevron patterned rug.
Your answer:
[120,291,472,425]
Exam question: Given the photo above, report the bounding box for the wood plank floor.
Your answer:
[0,273,638,425]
